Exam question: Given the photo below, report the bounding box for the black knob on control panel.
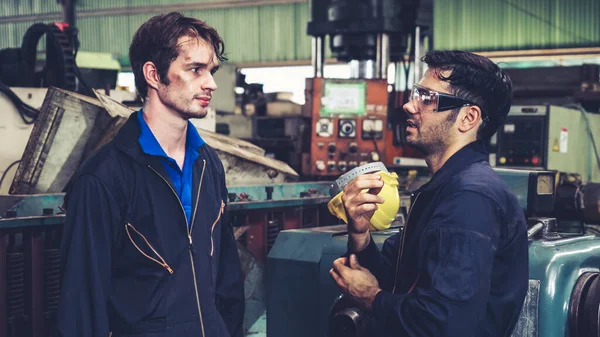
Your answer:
[349,143,358,153]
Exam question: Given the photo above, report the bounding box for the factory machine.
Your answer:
[0,181,339,337]
[494,104,600,230]
[303,78,389,175]
[267,168,600,337]
[495,104,600,183]
[301,0,431,177]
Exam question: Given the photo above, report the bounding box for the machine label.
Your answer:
[560,128,568,153]
[321,82,366,116]
[504,124,515,133]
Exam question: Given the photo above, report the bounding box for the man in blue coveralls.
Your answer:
[331,50,529,337]
[56,12,244,337]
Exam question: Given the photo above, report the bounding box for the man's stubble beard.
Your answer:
[158,86,208,120]
[406,121,453,156]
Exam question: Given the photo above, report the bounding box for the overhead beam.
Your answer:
[0,0,306,24]
[478,47,600,62]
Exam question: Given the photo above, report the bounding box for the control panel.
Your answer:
[495,105,600,182]
[302,78,388,177]
[496,114,546,167]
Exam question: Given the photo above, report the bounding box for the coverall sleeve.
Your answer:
[370,191,501,337]
[55,175,120,337]
[216,187,245,337]
[350,234,401,291]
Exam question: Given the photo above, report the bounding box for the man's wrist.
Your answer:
[349,231,371,252]
[366,288,382,310]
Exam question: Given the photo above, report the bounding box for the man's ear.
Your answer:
[143,61,161,92]
[458,105,482,133]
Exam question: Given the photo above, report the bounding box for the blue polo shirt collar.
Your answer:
[136,110,206,226]
[137,110,206,169]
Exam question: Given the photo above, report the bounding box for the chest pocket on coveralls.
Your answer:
[210,200,226,257]
[125,223,174,275]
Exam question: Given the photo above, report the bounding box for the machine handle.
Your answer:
[527,222,544,239]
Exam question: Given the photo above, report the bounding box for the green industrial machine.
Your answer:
[496,105,600,183]
[267,169,600,337]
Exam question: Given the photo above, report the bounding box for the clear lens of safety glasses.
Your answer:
[410,85,439,111]
[410,84,477,112]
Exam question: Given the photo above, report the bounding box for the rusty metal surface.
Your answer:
[9,88,117,194]
[213,146,298,186]
[197,128,265,157]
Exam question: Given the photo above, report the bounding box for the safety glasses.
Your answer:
[410,84,477,112]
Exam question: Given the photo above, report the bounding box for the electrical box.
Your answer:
[302,78,389,177]
[496,105,600,182]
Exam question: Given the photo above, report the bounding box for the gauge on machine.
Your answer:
[536,174,554,195]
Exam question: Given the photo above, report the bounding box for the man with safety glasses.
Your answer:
[331,50,528,336]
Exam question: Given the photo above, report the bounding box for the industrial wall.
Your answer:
[0,0,598,66]
[434,0,600,51]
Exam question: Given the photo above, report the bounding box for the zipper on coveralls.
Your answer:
[392,193,420,294]
[148,160,207,337]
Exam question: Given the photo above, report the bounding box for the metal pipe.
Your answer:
[414,26,422,83]
[349,60,359,78]
[312,36,325,78]
[375,33,383,79]
[349,60,375,79]
[381,33,390,80]
[394,61,401,88]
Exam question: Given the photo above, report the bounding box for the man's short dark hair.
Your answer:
[422,50,513,140]
[129,12,227,98]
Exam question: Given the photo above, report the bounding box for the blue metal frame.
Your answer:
[0,182,334,228]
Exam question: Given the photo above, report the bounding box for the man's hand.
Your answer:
[342,174,384,251]
[330,254,382,310]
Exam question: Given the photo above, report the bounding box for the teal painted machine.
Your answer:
[529,234,600,336]
[267,169,600,337]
